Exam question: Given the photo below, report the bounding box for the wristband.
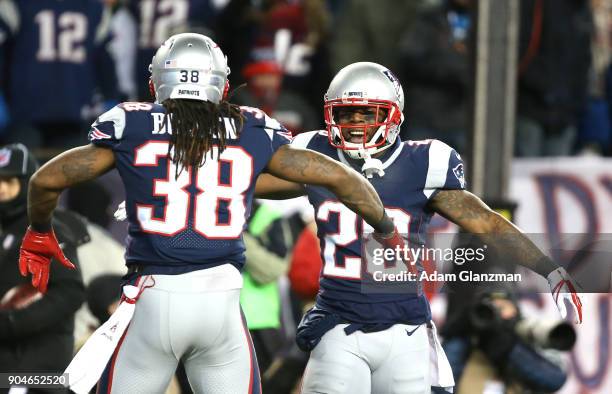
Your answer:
[30,222,52,233]
[372,212,394,235]
[533,256,558,277]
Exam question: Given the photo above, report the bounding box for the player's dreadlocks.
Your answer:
[162,99,244,177]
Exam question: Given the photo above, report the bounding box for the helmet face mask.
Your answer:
[325,99,401,156]
[149,33,230,104]
[324,62,404,159]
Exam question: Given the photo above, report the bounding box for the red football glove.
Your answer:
[18,227,76,293]
[373,227,418,276]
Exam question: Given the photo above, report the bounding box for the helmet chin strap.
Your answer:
[360,149,385,179]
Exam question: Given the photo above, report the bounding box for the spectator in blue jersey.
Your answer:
[17,33,399,393]
[254,62,584,394]
[0,0,120,150]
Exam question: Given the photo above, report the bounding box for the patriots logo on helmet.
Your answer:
[382,69,398,83]
[0,149,11,167]
[453,163,466,188]
[381,70,403,102]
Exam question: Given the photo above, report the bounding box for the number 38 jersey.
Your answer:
[293,131,466,325]
[88,102,290,271]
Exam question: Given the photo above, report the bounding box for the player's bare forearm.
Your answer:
[429,189,557,276]
[28,144,115,231]
[255,173,307,199]
[266,145,387,229]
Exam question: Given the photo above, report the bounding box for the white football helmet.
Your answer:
[149,33,230,104]
[324,62,405,159]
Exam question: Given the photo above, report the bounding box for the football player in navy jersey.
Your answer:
[255,62,583,394]
[17,35,399,393]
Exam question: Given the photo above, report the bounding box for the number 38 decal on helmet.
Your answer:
[148,33,230,104]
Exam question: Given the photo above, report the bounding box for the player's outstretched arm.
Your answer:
[429,189,583,323]
[20,144,115,293]
[28,144,115,230]
[255,173,307,199]
[266,145,393,234]
[428,189,550,268]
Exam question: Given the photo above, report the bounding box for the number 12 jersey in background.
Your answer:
[88,103,290,271]
[293,131,466,325]
[0,0,115,125]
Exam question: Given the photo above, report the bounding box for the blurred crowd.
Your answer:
[0,0,604,393]
[0,0,610,157]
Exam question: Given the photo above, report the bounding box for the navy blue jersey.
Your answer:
[293,131,466,325]
[88,103,290,271]
[126,0,218,100]
[0,0,115,124]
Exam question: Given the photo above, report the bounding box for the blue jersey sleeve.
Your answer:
[421,139,466,198]
[271,124,292,151]
[444,149,466,189]
[240,106,292,153]
[87,105,126,149]
[291,130,322,149]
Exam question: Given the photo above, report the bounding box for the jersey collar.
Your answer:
[337,139,404,173]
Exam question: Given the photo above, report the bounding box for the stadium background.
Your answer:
[1,0,611,393]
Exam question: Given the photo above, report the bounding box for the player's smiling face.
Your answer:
[334,106,388,144]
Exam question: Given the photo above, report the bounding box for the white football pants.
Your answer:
[97,265,261,394]
[301,323,431,394]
